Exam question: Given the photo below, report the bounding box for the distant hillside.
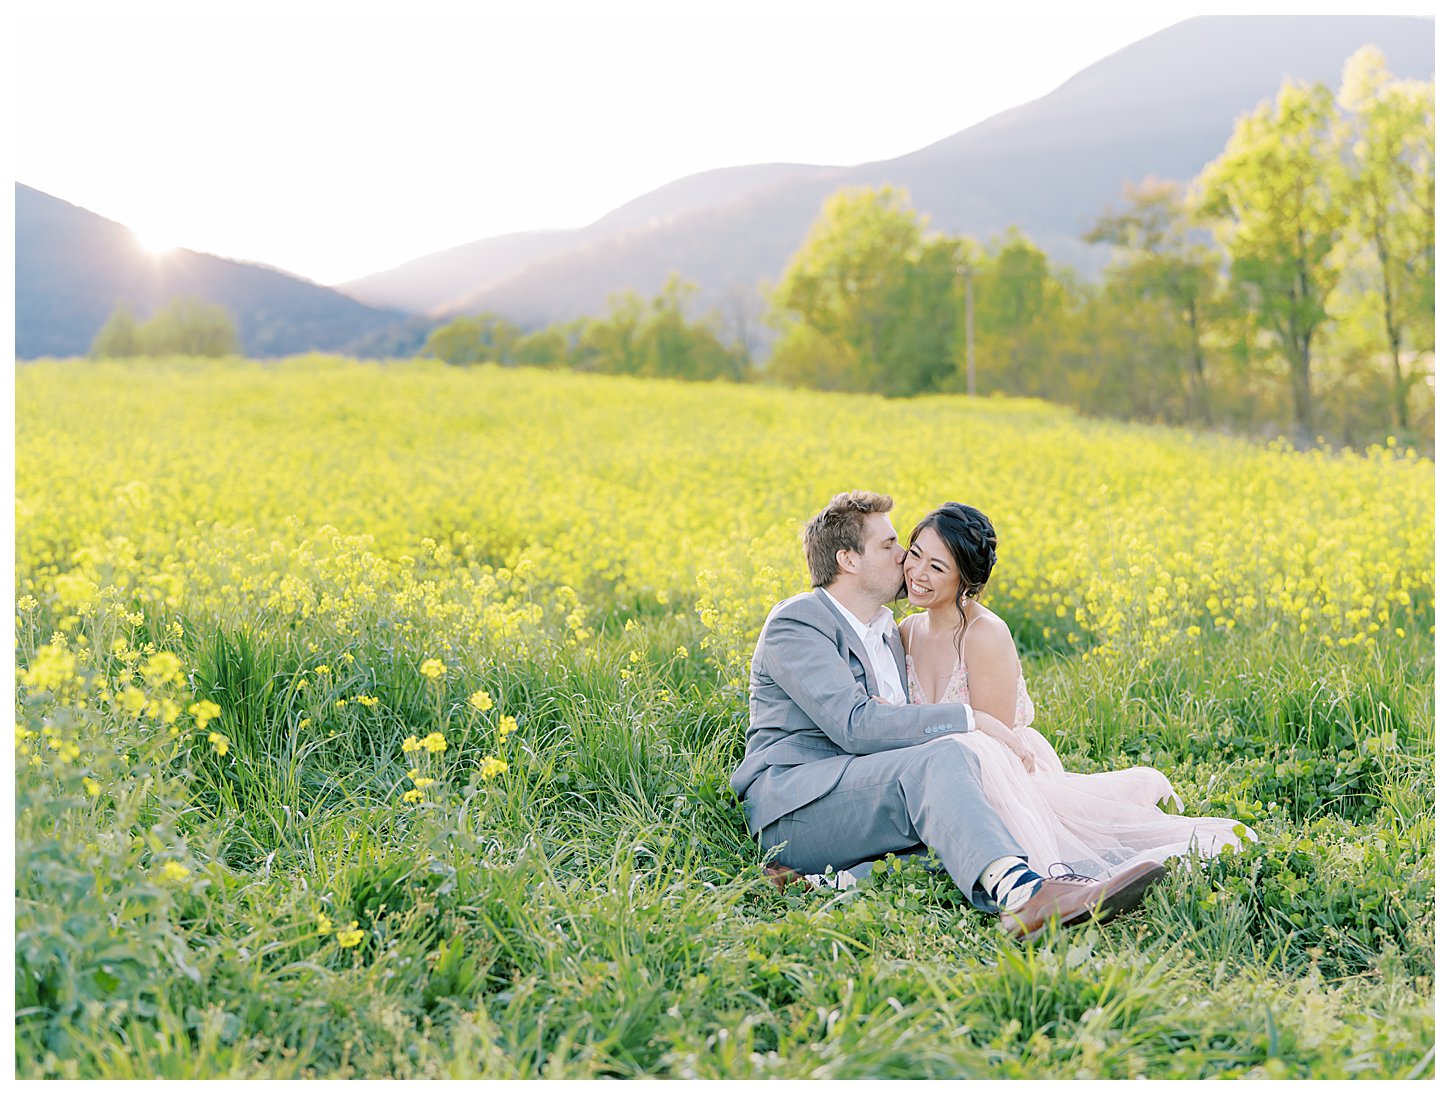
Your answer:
[339,162,838,315]
[15,184,418,359]
[350,14,1432,329]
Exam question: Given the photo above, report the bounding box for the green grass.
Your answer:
[13,357,1433,1078]
[15,602,1434,1079]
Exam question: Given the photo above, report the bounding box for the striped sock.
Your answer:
[979,856,1043,913]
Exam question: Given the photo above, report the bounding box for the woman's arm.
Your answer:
[972,704,1035,770]
[962,615,1023,728]
[963,618,1034,769]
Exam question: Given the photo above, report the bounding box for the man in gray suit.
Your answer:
[731,490,1164,939]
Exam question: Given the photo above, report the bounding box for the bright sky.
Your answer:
[10,0,1433,286]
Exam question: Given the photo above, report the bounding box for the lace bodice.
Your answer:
[905,654,1036,730]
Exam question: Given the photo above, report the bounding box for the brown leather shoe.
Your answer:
[1000,861,1167,941]
[763,864,814,892]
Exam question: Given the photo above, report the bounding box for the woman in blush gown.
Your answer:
[898,502,1254,881]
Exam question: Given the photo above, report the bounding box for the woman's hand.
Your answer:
[975,710,1036,771]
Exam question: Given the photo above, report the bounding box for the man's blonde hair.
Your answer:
[802,491,894,587]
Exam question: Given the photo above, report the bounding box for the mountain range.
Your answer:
[15,14,1434,360]
[340,14,1432,332]
[14,184,412,360]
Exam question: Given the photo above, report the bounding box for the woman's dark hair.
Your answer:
[909,502,998,646]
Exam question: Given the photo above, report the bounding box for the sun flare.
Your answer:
[130,226,180,257]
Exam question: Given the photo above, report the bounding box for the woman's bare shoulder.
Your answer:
[897,611,920,651]
[960,607,1016,660]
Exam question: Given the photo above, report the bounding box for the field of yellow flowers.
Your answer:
[15,356,1434,1079]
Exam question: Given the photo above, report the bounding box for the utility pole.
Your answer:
[960,263,976,397]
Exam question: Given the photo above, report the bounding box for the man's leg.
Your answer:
[757,736,1022,912]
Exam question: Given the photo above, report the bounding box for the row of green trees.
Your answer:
[762,46,1433,446]
[90,297,240,359]
[422,275,749,381]
[424,49,1431,448]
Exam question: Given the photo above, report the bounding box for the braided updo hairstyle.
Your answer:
[908,502,998,643]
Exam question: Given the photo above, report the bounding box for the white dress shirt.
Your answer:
[822,590,908,706]
[823,589,975,730]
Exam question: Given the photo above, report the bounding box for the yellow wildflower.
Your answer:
[468,690,494,713]
[208,731,230,757]
[20,642,78,693]
[401,735,422,754]
[479,755,508,780]
[188,699,222,729]
[402,788,424,803]
[83,777,101,797]
[419,658,446,680]
[54,740,81,765]
[421,732,448,754]
[157,861,190,884]
[54,572,99,612]
[146,696,181,725]
[140,651,185,688]
[355,694,380,707]
[336,921,365,948]
[316,912,334,936]
[118,686,147,715]
[497,715,518,740]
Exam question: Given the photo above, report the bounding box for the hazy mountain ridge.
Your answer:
[15,15,1433,358]
[15,185,413,359]
[373,14,1433,326]
[340,161,841,314]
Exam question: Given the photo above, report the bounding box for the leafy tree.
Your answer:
[880,236,975,397]
[974,229,1066,396]
[422,312,520,365]
[1337,46,1435,431]
[769,185,927,391]
[512,324,573,367]
[141,297,240,357]
[1195,77,1349,445]
[90,302,141,358]
[91,297,239,358]
[578,291,649,375]
[575,279,739,380]
[637,276,740,381]
[1087,179,1219,419]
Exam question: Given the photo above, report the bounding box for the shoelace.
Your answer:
[1047,862,1099,884]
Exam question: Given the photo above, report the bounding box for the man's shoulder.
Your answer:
[756,590,843,648]
[766,589,835,626]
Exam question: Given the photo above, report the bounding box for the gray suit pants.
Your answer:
[757,736,1020,912]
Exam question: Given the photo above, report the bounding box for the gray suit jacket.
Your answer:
[731,588,971,835]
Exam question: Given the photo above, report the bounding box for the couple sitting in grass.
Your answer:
[732,491,1253,939]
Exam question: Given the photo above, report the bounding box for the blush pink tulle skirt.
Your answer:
[905,656,1255,878]
[946,722,1256,879]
